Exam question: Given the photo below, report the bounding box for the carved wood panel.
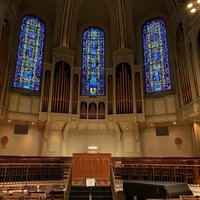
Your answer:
[72,153,111,181]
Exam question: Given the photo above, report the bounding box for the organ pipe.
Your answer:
[0,21,9,100]
[180,31,190,103]
[177,28,186,105]
[60,63,64,112]
[116,63,133,114]
[127,72,130,113]
[108,75,113,115]
[72,75,78,114]
[189,43,199,98]
[63,73,67,113]
[122,65,125,113]
[177,25,192,105]
[51,61,70,113]
[135,72,142,113]
[130,79,133,113]
[42,70,51,112]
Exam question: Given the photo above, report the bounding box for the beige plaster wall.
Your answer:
[140,124,195,157]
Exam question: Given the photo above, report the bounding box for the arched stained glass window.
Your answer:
[13,16,45,91]
[81,27,105,96]
[143,19,172,93]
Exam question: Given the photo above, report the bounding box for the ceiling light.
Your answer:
[186,1,200,13]
[187,3,193,8]
[191,8,197,12]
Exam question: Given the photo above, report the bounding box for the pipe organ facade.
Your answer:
[0,0,200,158]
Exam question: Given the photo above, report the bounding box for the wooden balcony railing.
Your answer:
[0,163,71,186]
[113,163,200,185]
[0,156,71,186]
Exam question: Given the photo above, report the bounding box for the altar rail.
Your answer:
[112,157,200,184]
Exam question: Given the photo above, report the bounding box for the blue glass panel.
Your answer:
[143,19,172,93]
[81,27,105,96]
[13,16,45,91]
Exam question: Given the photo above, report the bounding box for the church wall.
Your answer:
[66,128,117,157]
[140,124,194,157]
[122,130,140,157]
[0,122,195,158]
[144,95,176,115]
[0,124,43,156]
[41,122,142,157]
[8,93,40,114]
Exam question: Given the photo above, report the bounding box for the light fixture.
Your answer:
[186,0,200,13]
[191,8,197,12]
[187,3,193,8]
[88,146,98,150]
[88,146,98,153]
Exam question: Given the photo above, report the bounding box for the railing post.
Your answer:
[25,165,29,185]
[3,165,7,187]
[194,160,200,184]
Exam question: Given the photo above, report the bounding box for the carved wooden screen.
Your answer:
[72,153,111,184]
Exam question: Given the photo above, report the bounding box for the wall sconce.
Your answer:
[174,137,182,150]
[1,136,9,148]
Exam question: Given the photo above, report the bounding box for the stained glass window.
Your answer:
[13,16,45,91]
[143,19,172,93]
[81,27,105,96]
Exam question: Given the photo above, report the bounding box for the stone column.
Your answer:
[41,122,64,156]
[60,0,74,47]
[114,0,127,48]
[114,123,123,157]
[41,122,50,155]
[192,122,200,156]
[133,123,142,156]
[61,123,70,156]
